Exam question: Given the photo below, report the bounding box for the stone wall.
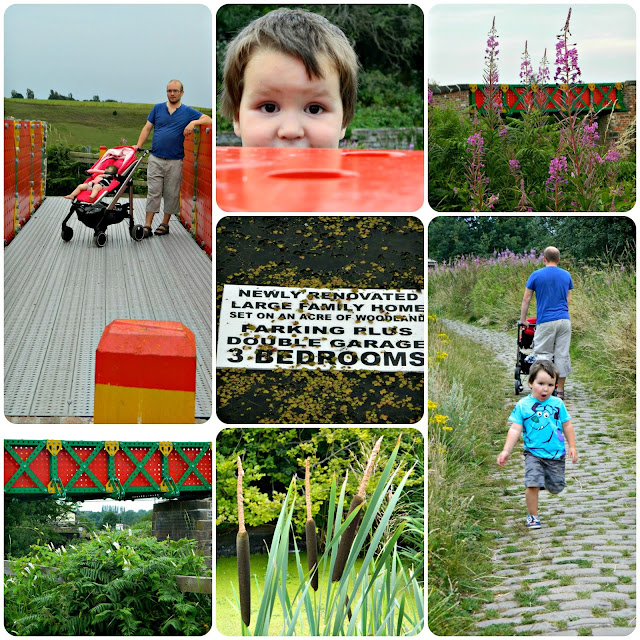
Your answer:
[152,498,212,568]
[216,127,424,150]
[430,84,471,113]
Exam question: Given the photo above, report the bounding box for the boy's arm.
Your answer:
[497,422,523,466]
[563,420,578,463]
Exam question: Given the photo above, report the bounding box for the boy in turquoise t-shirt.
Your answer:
[497,360,578,529]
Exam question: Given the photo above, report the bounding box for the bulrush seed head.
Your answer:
[331,436,383,582]
[237,457,250,626]
[305,458,319,590]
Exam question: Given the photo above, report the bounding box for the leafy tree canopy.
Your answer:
[216,428,424,542]
[428,216,635,264]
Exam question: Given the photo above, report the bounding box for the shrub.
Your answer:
[4,530,211,635]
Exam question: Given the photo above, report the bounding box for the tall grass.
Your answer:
[427,315,515,635]
[428,250,636,418]
[229,440,424,636]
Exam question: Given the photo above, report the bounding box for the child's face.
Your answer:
[529,370,557,401]
[233,49,346,148]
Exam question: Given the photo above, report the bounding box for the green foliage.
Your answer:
[5,499,78,559]
[45,144,88,195]
[428,105,636,212]
[4,530,211,636]
[216,428,424,546]
[427,216,635,265]
[231,441,423,635]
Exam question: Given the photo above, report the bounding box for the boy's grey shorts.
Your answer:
[524,451,566,493]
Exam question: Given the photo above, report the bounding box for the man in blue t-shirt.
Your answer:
[133,79,212,237]
[520,246,574,398]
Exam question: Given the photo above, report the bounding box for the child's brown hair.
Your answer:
[528,360,558,384]
[220,8,359,128]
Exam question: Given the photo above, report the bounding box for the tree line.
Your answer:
[9,89,119,102]
[428,216,636,264]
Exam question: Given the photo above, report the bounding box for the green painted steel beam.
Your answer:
[4,440,212,501]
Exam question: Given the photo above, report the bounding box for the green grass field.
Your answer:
[4,98,213,150]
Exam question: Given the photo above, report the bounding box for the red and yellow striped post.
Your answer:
[94,319,196,423]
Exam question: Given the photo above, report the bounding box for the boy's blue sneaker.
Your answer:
[526,515,541,529]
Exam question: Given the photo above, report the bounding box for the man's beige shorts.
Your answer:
[146,155,183,216]
[533,318,572,378]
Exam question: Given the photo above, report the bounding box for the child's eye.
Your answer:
[259,103,278,113]
[306,104,325,115]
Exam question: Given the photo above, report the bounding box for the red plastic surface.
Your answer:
[216,147,424,212]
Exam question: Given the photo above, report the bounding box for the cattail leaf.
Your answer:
[305,519,319,591]
[331,495,364,582]
[253,478,297,636]
[236,531,251,627]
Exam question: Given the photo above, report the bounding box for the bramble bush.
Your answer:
[4,529,211,635]
[428,8,636,212]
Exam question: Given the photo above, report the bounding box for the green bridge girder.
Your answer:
[4,440,212,500]
[469,82,628,115]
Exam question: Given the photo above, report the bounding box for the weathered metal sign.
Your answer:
[217,284,424,372]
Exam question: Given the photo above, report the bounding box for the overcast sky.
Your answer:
[428,3,636,86]
[4,3,212,107]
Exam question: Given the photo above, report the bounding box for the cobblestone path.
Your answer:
[443,319,636,636]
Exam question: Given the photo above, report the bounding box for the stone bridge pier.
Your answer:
[152,498,212,568]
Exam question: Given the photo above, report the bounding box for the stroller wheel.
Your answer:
[61,226,73,242]
[95,232,107,248]
[131,224,145,242]
[515,379,521,395]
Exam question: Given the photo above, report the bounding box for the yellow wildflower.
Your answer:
[427,400,437,411]
[435,351,448,361]
[428,314,437,322]
[442,426,453,431]
[434,414,449,424]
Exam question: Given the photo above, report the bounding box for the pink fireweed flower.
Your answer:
[520,41,534,84]
[498,126,508,137]
[537,49,551,85]
[605,149,621,162]
[508,158,521,173]
[428,87,434,105]
[554,8,582,84]
[466,132,485,152]
[545,155,569,192]
[487,193,500,210]
[582,120,599,148]
[482,16,502,120]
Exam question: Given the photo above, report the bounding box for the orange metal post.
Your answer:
[94,319,196,423]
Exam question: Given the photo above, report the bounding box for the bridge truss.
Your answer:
[4,440,212,500]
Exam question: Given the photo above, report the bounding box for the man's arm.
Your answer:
[520,288,534,324]
[567,289,571,306]
[134,121,154,151]
[184,113,213,136]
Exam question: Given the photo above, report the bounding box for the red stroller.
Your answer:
[514,318,536,394]
[61,145,149,247]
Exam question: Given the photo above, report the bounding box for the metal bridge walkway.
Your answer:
[4,197,212,420]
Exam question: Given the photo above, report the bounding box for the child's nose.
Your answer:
[277,114,304,140]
